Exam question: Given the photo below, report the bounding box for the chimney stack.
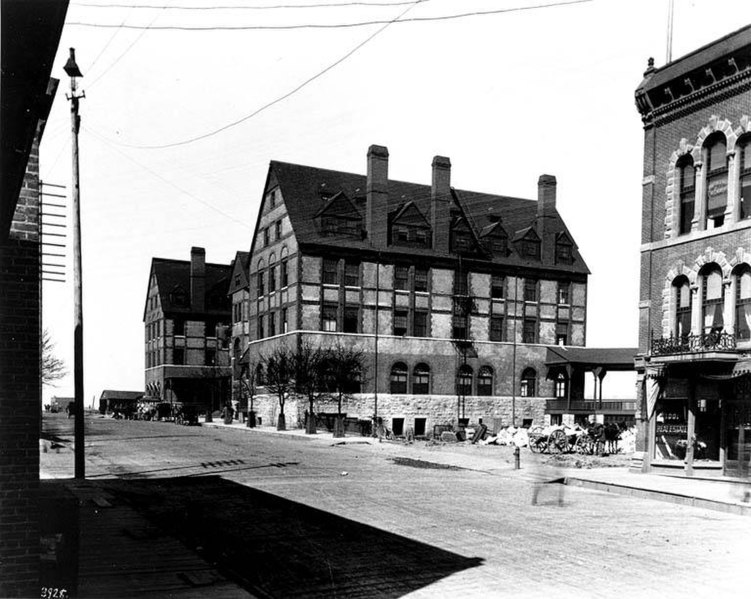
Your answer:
[366,145,389,248]
[537,174,557,216]
[431,155,451,253]
[190,246,206,312]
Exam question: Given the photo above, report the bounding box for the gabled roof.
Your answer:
[269,160,589,274]
[99,390,144,400]
[146,257,231,318]
[313,191,361,220]
[392,201,429,227]
[228,251,250,295]
[479,221,507,238]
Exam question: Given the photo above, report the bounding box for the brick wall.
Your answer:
[0,139,41,596]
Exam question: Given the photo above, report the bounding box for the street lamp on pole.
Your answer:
[64,48,86,479]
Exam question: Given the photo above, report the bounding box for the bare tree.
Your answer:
[321,344,364,438]
[262,346,295,430]
[240,359,259,428]
[294,342,327,434]
[42,329,66,387]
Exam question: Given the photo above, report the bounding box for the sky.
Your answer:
[37,0,751,405]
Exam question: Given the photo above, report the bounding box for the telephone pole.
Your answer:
[64,48,86,479]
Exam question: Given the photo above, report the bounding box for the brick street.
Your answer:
[42,413,751,597]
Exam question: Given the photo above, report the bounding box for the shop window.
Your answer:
[701,265,724,334]
[704,133,728,228]
[736,267,751,340]
[654,401,687,461]
[456,365,473,396]
[390,362,408,394]
[550,414,563,426]
[520,367,536,397]
[674,276,692,341]
[477,366,493,396]
[740,136,751,220]
[412,363,430,395]
[677,155,695,235]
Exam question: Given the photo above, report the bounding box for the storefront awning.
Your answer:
[700,359,751,380]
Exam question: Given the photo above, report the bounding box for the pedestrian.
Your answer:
[66,401,74,419]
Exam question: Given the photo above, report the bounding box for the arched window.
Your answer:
[520,367,536,397]
[739,136,751,221]
[554,372,567,399]
[674,276,692,341]
[477,366,493,396]
[677,155,695,235]
[705,133,728,228]
[412,363,430,395]
[390,362,408,394]
[736,266,751,341]
[701,265,724,334]
[456,364,473,396]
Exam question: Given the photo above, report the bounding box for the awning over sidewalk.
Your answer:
[700,358,751,381]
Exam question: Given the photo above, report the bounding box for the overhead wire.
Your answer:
[88,0,426,149]
[69,0,592,31]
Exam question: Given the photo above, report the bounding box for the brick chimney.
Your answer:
[366,145,389,248]
[190,246,206,312]
[537,174,557,262]
[431,155,451,253]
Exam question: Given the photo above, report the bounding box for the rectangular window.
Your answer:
[322,258,339,285]
[491,274,505,299]
[556,243,573,264]
[490,316,504,342]
[556,322,569,345]
[281,259,289,288]
[394,310,408,336]
[322,303,338,332]
[257,315,265,339]
[275,219,282,240]
[263,228,270,247]
[268,265,276,293]
[257,271,265,297]
[414,267,428,292]
[343,306,359,333]
[344,261,360,287]
[268,188,277,208]
[522,240,540,259]
[413,310,428,337]
[522,319,537,343]
[206,348,216,366]
[174,348,184,365]
[394,265,409,291]
[454,271,468,295]
[268,312,276,337]
[524,279,537,302]
[558,282,570,305]
[173,319,185,336]
[452,315,468,340]
[282,307,288,333]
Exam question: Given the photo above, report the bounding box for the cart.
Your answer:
[528,425,579,454]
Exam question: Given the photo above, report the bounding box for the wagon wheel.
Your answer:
[529,437,544,453]
[575,435,593,455]
[547,429,570,454]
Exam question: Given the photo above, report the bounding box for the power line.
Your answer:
[89,0,423,149]
[68,0,593,31]
[74,0,421,9]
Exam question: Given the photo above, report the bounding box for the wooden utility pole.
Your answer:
[64,48,85,479]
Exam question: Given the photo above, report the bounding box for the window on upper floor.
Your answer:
[454,270,468,296]
[491,274,505,299]
[452,314,468,340]
[558,282,570,305]
[344,261,360,287]
[394,265,409,291]
[267,188,278,209]
[390,362,408,394]
[701,264,724,334]
[678,155,696,235]
[268,264,276,293]
[490,316,504,342]
[268,312,276,337]
[320,215,362,238]
[414,267,429,292]
[393,309,408,336]
[281,258,289,288]
[173,319,185,336]
[520,367,536,397]
[522,318,537,344]
[412,363,430,395]
[206,348,216,366]
[413,310,428,337]
[281,307,288,333]
[739,136,751,221]
[322,258,339,285]
[257,270,265,297]
[735,266,751,341]
[322,303,337,332]
[555,239,573,264]
[477,366,493,396]
[275,220,283,240]
[554,372,567,398]
[392,224,431,248]
[343,305,359,333]
[705,133,728,229]
[451,230,474,254]
[524,278,538,302]
[556,322,569,346]
[674,276,691,341]
[174,348,184,365]
[263,228,270,247]
[521,238,541,260]
[257,315,265,339]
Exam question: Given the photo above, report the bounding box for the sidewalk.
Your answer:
[204,417,751,516]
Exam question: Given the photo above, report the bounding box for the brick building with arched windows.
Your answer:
[634,24,751,476]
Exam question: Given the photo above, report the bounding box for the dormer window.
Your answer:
[320,215,362,238]
[521,238,540,260]
[315,191,363,238]
[451,230,474,254]
[555,234,574,264]
[392,224,431,247]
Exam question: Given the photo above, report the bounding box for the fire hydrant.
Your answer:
[514,446,520,470]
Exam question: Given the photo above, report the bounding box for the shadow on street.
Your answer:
[103,475,483,598]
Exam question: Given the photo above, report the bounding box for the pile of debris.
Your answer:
[480,426,529,447]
